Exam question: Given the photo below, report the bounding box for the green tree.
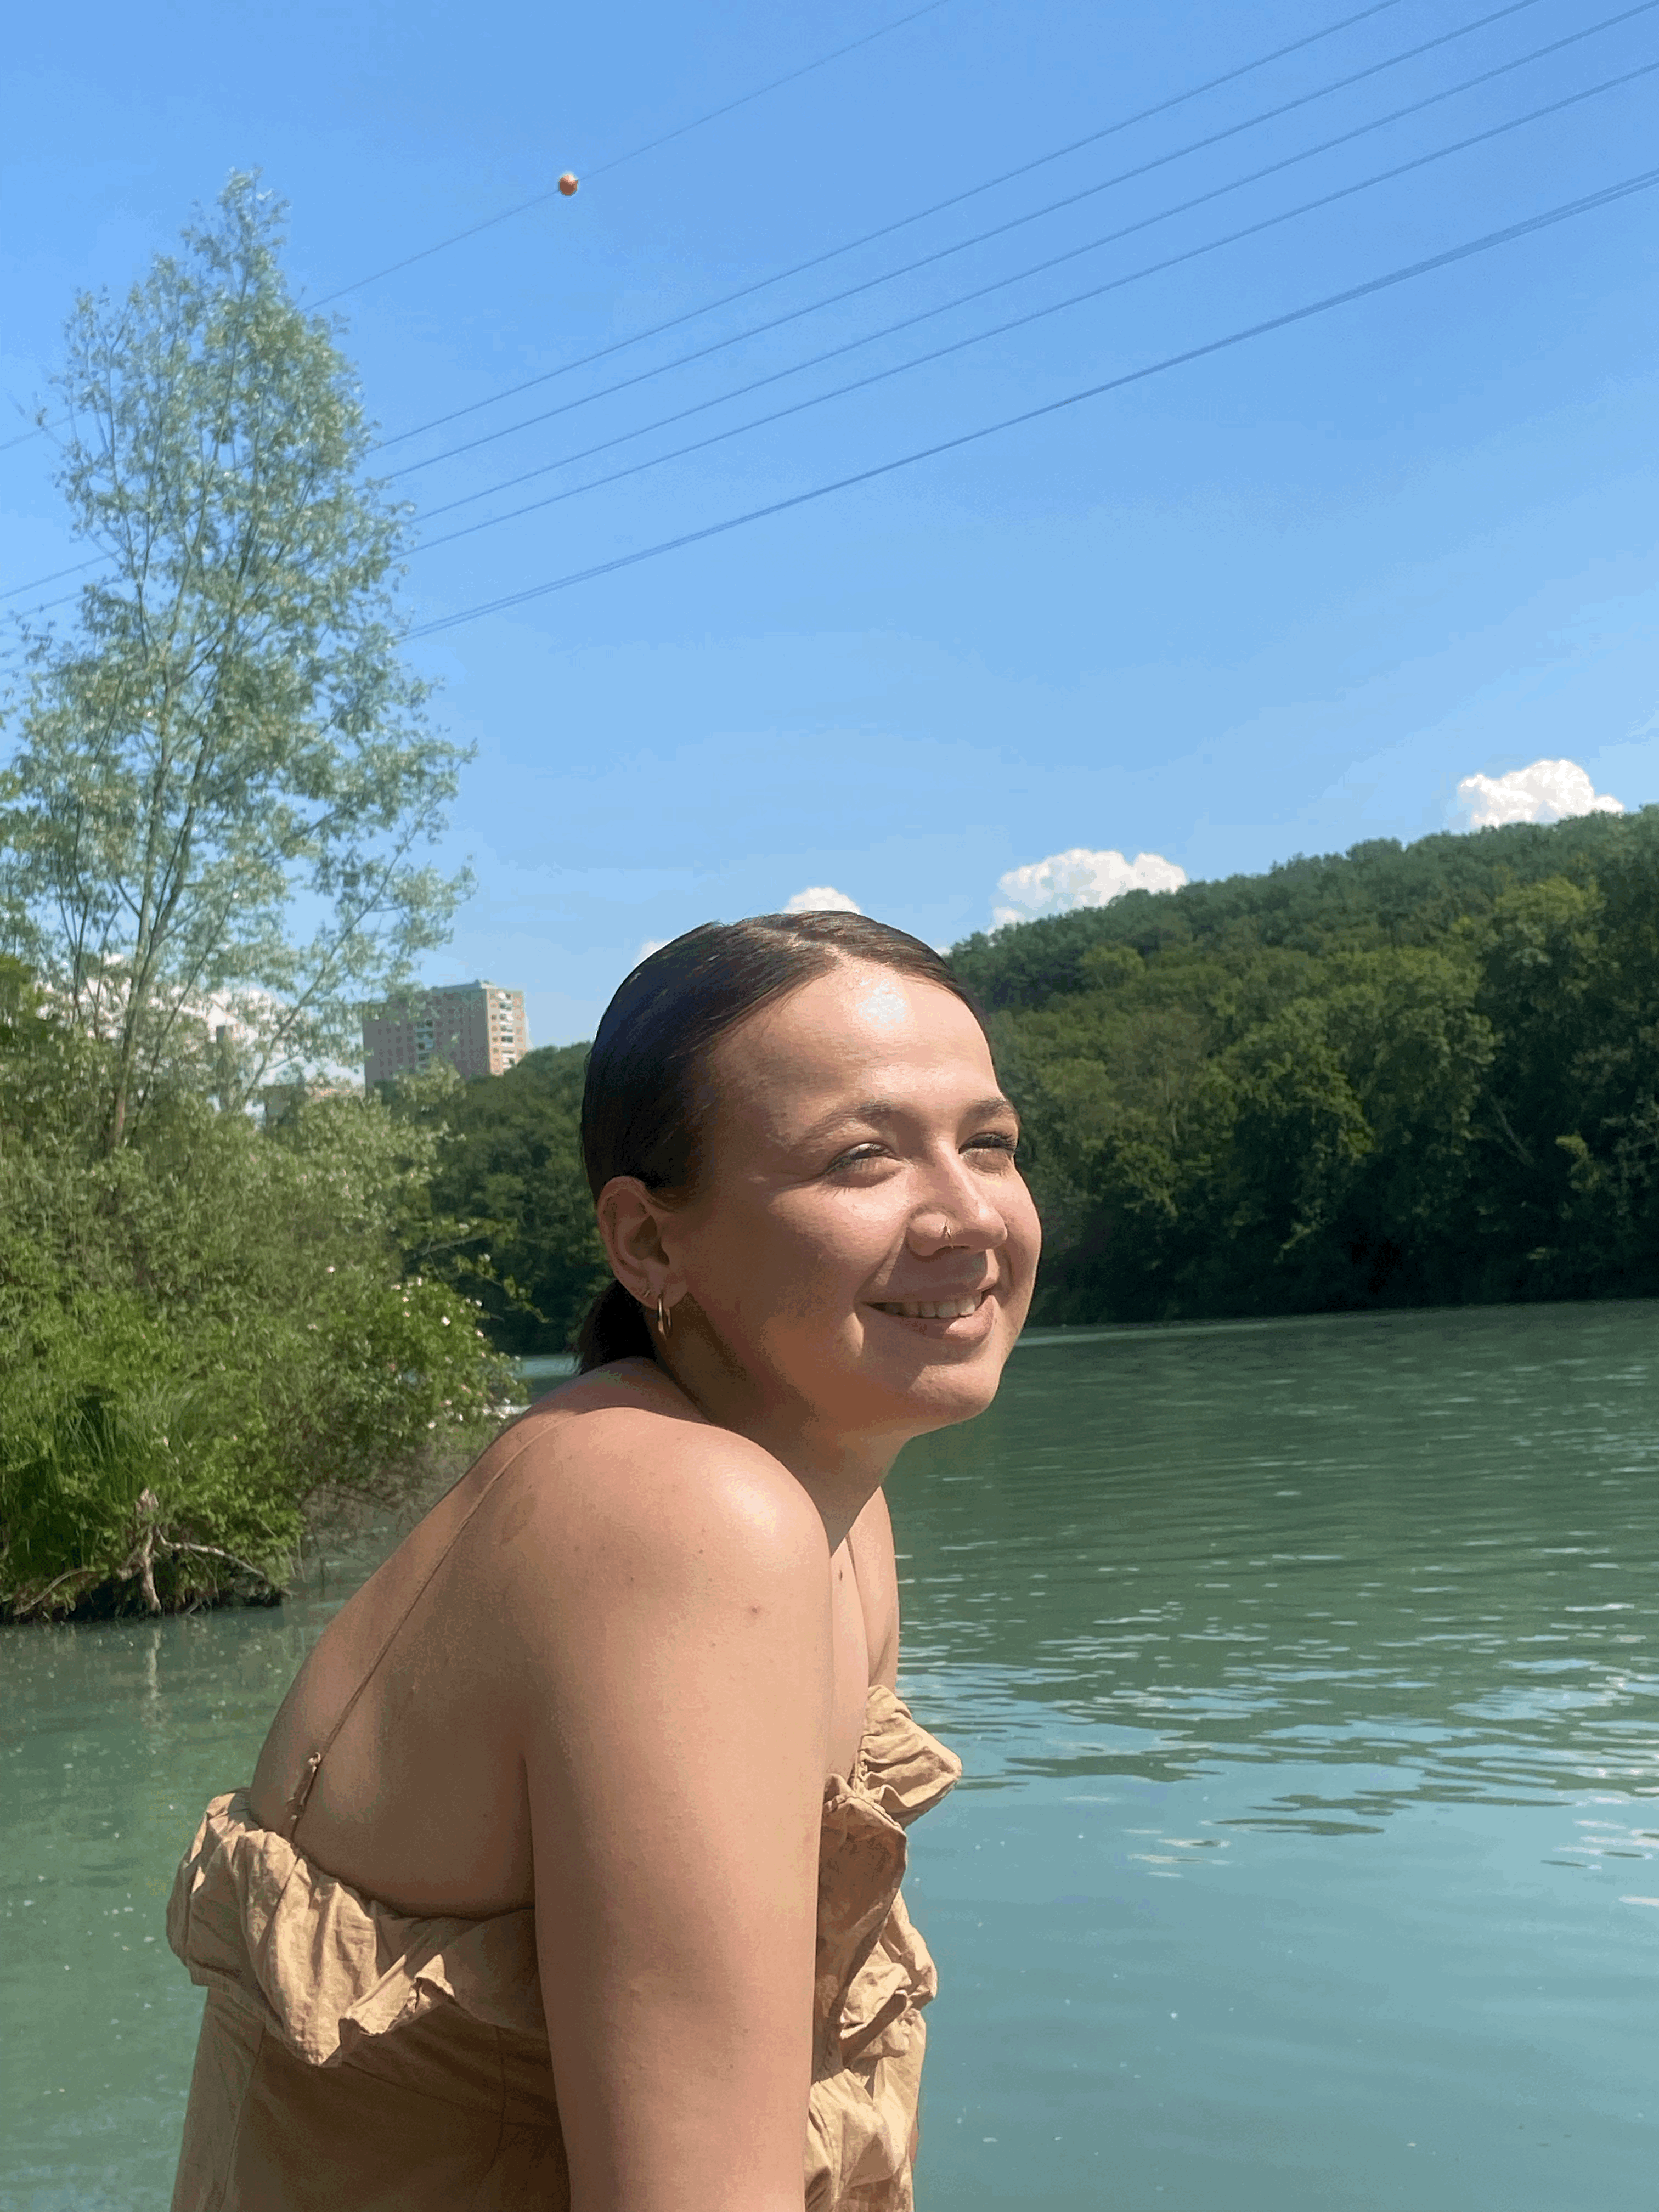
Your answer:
[414,1044,611,1353]
[0,173,469,1148]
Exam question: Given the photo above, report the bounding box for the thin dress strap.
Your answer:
[282,1419,548,1841]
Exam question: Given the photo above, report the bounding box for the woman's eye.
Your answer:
[826,1133,1018,1175]
[826,1144,889,1175]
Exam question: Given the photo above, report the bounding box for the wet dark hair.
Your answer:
[576,912,988,1371]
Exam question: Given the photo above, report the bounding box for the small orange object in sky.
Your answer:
[557,172,579,197]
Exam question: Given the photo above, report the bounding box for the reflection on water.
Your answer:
[3,1304,1657,2210]
[899,1306,1659,1824]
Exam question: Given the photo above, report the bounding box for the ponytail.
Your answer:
[576,1279,656,1374]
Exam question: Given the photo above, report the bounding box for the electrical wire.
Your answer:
[409,30,1659,534]
[10,7,1650,622]
[0,554,103,601]
[0,416,48,456]
[307,0,960,310]
[406,58,1659,556]
[385,0,1598,483]
[404,162,1659,638]
[0,0,1437,588]
[17,36,1653,625]
[373,0,1421,453]
[0,1,1412,486]
[7,585,85,622]
[0,1,960,458]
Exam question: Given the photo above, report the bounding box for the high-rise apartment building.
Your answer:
[361,981,530,1085]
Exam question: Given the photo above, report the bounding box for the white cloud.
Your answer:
[992,847,1186,929]
[1455,758,1624,829]
[635,938,670,961]
[784,885,862,913]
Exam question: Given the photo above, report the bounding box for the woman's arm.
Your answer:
[505,1410,833,2212]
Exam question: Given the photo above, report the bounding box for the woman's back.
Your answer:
[248,1364,891,1916]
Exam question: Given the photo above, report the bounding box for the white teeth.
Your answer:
[876,1294,984,1319]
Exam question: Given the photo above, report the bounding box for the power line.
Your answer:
[0,12,1424,521]
[0,2,960,459]
[374,0,1421,454]
[409,21,1659,537]
[18,35,1654,624]
[307,1,960,310]
[405,162,1659,638]
[10,5,1649,619]
[5,583,87,623]
[386,0,1582,483]
[406,59,1659,557]
[0,415,49,456]
[0,554,103,601]
[0,0,1433,557]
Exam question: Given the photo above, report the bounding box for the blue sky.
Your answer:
[4,0,1657,1042]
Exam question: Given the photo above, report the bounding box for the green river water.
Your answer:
[3,1303,1657,2209]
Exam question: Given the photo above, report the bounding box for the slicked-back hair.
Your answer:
[575,912,985,1370]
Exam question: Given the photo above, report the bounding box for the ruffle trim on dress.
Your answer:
[809,1689,960,2212]
[166,1792,545,2066]
[855,1685,962,1829]
[167,1683,961,2093]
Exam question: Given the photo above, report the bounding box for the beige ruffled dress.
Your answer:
[167,1684,960,2210]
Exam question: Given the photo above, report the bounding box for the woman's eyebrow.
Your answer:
[791,1097,898,1147]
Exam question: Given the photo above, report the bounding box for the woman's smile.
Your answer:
[866,1286,997,1330]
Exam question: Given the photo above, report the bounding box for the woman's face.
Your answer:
[666,961,1041,1447]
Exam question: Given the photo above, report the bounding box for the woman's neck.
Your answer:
[646,1342,907,1555]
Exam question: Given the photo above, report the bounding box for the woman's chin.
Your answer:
[854,1322,1017,1427]
[755,1305,1025,1437]
[904,1370,1003,1430]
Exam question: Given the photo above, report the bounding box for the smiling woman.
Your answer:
[165,912,1040,2212]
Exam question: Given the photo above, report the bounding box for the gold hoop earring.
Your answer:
[656,1293,672,1338]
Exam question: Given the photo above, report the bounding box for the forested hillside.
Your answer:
[960,810,1659,1322]
[430,810,1659,1347]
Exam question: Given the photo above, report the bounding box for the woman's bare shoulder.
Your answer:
[469,1372,835,1779]
[471,1364,829,1613]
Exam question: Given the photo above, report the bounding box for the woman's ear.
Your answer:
[595,1177,684,1309]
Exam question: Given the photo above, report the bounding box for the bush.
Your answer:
[0,977,514,1620]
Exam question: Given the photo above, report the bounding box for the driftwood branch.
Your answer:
[8,1565,103,1620]
[166,1538,275,1582]
[117,1491,163,1611]
[15,1491,284,1620]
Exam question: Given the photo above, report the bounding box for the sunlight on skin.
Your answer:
[846,972,915,1029]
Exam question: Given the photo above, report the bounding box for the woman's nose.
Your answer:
[906,1161,1009,1255]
